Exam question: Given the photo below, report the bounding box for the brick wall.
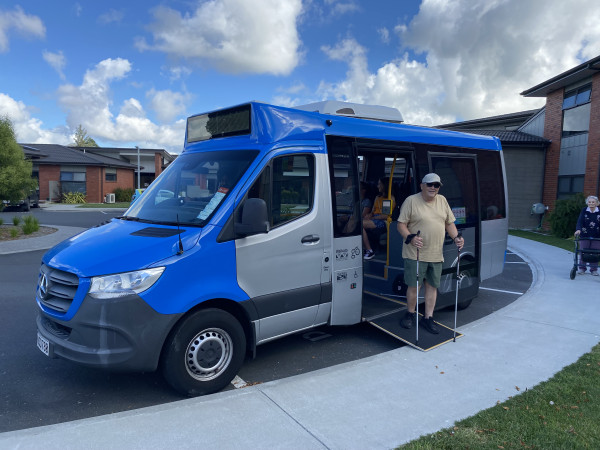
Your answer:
[585,72,600,197]
[155,153,162,177]
[100,168,135,202]
[542,89,564,211]
[87,167,138,202]
[86,167,102,203]
[39,166,60,201]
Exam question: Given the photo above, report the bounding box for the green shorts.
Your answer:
[403,259,442,288]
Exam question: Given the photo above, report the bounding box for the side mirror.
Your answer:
[235,198,269,237]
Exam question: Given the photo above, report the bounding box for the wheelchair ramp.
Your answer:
[363,291,463,352]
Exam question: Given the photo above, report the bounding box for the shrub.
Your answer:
[10,228,18,238]
[0,218,3,225]
[113,187,135,203]
[12,216,21,226]
[62,192,86,204]
[548,193,586,238]
[22,215,40,234]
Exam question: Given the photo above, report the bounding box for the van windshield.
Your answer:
[122,150,258,226]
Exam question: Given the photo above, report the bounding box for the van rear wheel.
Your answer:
[161,308,246,397]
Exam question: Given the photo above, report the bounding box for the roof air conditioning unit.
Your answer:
[106,193,115,204]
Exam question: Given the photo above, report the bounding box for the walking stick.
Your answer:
[453,232,462,342]
[415,230,421,344]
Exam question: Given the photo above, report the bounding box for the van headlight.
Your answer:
[89,267,165,299]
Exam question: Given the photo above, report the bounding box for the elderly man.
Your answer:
[396,173,464,334]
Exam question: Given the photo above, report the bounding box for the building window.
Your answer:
[562,84,592,137]
[557,175,584,199]
[60,166,86,194]
[105,168,117,182]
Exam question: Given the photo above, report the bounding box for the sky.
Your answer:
[1,0,599,154]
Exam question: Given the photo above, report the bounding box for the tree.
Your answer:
[0,116,37,210]
[72,124,98,147]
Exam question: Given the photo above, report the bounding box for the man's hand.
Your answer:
[405,233,423,248]
[454,235,464,251]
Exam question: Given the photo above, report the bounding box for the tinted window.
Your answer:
[431,156,479,225]
[246,154,315,229]
[327,136,361,237]
[477,151,506,220]
[562,103,591,137]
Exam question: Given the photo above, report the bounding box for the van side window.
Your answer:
[248,154,315,229]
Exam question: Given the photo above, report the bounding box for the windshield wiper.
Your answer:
[117,215,140,221]
[117,216,158,224]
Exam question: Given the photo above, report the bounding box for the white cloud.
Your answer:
[43,50,66,80]
[166,66,192,82]
[54,58,186,151]
[147,89,192,123]
[0,6,45,52]
[135,0,303,75]
[318,0,600,125]
[98,9,125,25]
[0,93,70,144]
[378,27,390,44]
[325,0,360,15]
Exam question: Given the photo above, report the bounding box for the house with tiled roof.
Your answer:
[20,144,175,203]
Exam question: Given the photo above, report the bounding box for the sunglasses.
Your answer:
[426,182,441,188]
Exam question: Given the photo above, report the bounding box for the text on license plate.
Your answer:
[37,332,50,356]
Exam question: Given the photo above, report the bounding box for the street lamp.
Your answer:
[136,146,140,190]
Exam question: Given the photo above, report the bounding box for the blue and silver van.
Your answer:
[36,102,508,396]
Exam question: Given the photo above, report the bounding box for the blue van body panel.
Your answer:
[137,223,251,315]
[42,220,203,277]
[40,219,251,319]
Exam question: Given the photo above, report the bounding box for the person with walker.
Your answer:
[574,195,600,276]
[397,173,464,334]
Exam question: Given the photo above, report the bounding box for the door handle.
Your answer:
[301,234,320,244]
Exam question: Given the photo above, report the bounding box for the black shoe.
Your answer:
[400,311,416,329]
[420,316,439,334]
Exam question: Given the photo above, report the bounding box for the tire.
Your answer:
[161,308,246,397]
[21,199,31,212]
[570,267,577,280]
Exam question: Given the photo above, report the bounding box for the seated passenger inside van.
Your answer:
[362,177,395,260]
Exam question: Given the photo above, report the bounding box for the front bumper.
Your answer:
[36,293,183,372]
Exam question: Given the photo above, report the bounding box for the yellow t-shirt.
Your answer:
[398,193,456,262]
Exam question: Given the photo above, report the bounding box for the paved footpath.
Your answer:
[0,236,598,449]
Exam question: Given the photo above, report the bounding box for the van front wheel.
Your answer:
[161,308,246,397]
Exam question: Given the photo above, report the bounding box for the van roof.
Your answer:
[183,102,501,152]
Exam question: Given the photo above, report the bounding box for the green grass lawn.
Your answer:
[74,202,130,209]
[399,344,600,449]
[398,230,599,449]
[509,229,575,252]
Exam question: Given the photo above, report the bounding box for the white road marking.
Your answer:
[479,287,524,295]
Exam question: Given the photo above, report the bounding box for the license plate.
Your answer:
[37,332,50,356]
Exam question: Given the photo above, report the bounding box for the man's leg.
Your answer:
[400,259,419,329]
[406,286,418,313]
[423,282,438,318]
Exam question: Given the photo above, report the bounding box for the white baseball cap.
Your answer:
[422,173,443,186]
